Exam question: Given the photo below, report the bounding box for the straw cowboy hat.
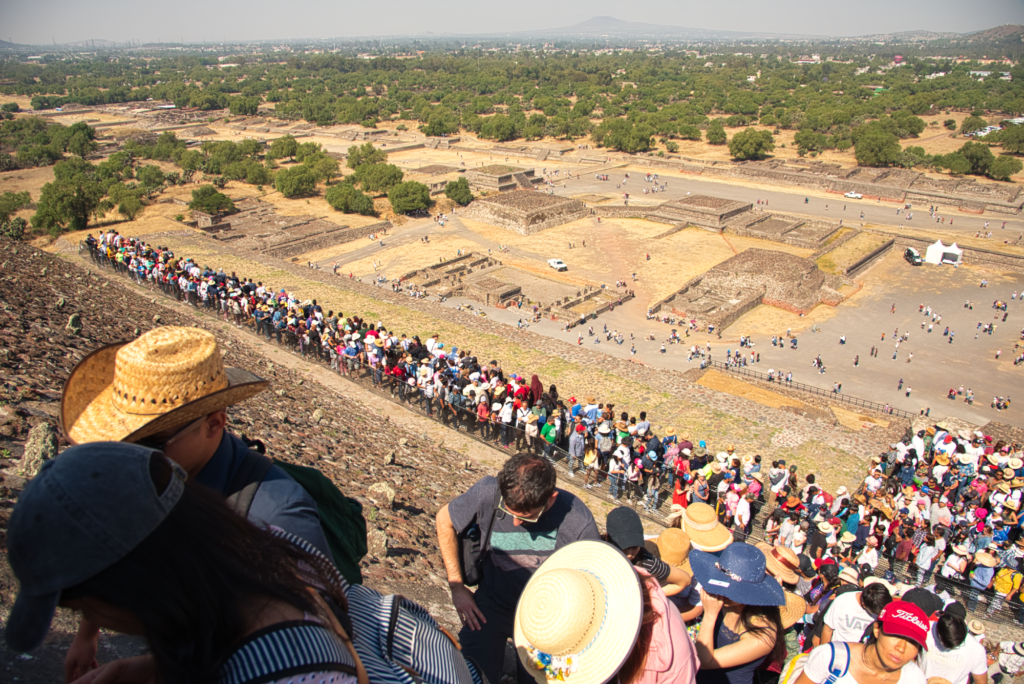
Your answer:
[61,327,268,445]
[840,531,857,544]
[1011,458,1024,470]
[817,521,834,535]
[665,428,676,436]
[755,542,800,585]
[678,503,733,552]
[780,591,808,630]
[1006,500,1021,511]
[975,552,999,567]
[657,528,691,568]
[935,453,950,466]
[690,542,785,607]
[958,455,973,464]
[515,540,642,684]
[968,619,986,636]
[953,545,969,556]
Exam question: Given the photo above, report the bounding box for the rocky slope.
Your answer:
[0,240,485,674]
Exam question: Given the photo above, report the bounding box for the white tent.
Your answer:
[924,240,963,265]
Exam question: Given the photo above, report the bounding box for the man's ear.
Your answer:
[205,410,228,437]
[547,491,559,509]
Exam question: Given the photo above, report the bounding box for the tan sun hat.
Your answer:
[968,619,986,635]
[780,591,808,630]
[975,552,999,567]
[756,542,800,585]
[515,540,642,684]
[61,327,269,445]
[657,527,691,567]
[679,502,733,552]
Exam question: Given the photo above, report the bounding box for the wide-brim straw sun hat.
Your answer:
[755,542,800,585]
[780,591,808,630]
[975,552,999,567]
[690,541,785,607]
[514,540,642,684]
[61,327,269,445]
[678,502,733,552]
[657,528,691,567]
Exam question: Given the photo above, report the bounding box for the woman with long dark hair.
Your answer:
[691,542,787,684]
[793,601,928,684]
[6,442,480,684]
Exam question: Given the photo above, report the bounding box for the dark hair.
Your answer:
[861,583,892,615]
[738,604,785,666]
[616,575,657,684]
[499,452,557,511]
[62,454,346,684]
[819,563,841,588]
[866,620,924,656]
[935,611,967,650]
[806,474,816,484]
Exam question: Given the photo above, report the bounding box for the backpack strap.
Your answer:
[823,643,851,684]
[226,449,275,518]
[218,620,358,684]
[484,485,502,553]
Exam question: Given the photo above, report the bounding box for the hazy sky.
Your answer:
[2,0,1023,45]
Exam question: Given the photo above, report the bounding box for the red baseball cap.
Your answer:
[878,600,929,650]
[813,558,836,569]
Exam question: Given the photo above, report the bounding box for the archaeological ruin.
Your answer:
[461,190,589,235]
[653,248,848,330]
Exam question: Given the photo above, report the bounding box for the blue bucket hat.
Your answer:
[690,542,785,607]
[5,442,186,652]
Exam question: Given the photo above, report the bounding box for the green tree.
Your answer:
[936,153,971,175]
[346,142,386,169]
[728,129,775,161]
[136,165,165,189]
[944,119,957,131]
[0,103,19,113]
[706,120,727,145]
[794,129,827,153]
[176,149,205,181]
[988,155,1023,181]
[268,134,298,161]
[354,163,404,194]
[325,183,376,215]
[246,164,273,186]
[32,179,106,235]
[1000,125,1024,155]
[118,196,144,221]
[444,177,473,206]
[960,116,988,134]
[310,155,339,183]
[189,185,236,214]
[421,107,460,137]
[274,166,317,197]
[68,130,98,159]
[959,141,995,175]
[0,191,31,224]
[388,181,431,215]
[854,132,901,167]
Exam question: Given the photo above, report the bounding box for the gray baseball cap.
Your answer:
[5,442,186,652]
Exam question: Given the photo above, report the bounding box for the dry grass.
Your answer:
[697,369,808,410]
[830,404,891,431]
[816,232,890,275]
[342,232,483,278]
[726,300,844,336]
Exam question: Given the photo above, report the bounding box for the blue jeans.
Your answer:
[458,591,533,684]
[966,586,983,611]
[608,473,622,499]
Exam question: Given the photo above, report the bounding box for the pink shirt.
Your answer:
[637,569,700,684]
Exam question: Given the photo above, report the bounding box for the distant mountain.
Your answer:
[0,39,24,49]
[965,24,1024,40]
[497,16,820,41]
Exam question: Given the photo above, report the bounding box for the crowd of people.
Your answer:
[6,236,1024,684]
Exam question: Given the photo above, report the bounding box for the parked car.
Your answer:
[904,247,922,265]
[547,258,568,271]
[844,192,863,199]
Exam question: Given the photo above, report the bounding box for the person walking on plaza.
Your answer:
[435,452,600,684]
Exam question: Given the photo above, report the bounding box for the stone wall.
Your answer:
[845,239,895,277]
[260,221,392,260]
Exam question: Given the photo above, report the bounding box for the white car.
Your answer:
[548,258,568,271]
[844,192,863,199]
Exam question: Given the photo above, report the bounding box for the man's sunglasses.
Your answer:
[135,414,208,452]
[499,496,544,523]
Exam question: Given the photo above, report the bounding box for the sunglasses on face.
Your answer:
[135,414,209,452]
[499,496,545,523]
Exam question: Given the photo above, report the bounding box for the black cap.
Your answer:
[606,507,645,551]
[903,587,947,618]
[797,553,816,578]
